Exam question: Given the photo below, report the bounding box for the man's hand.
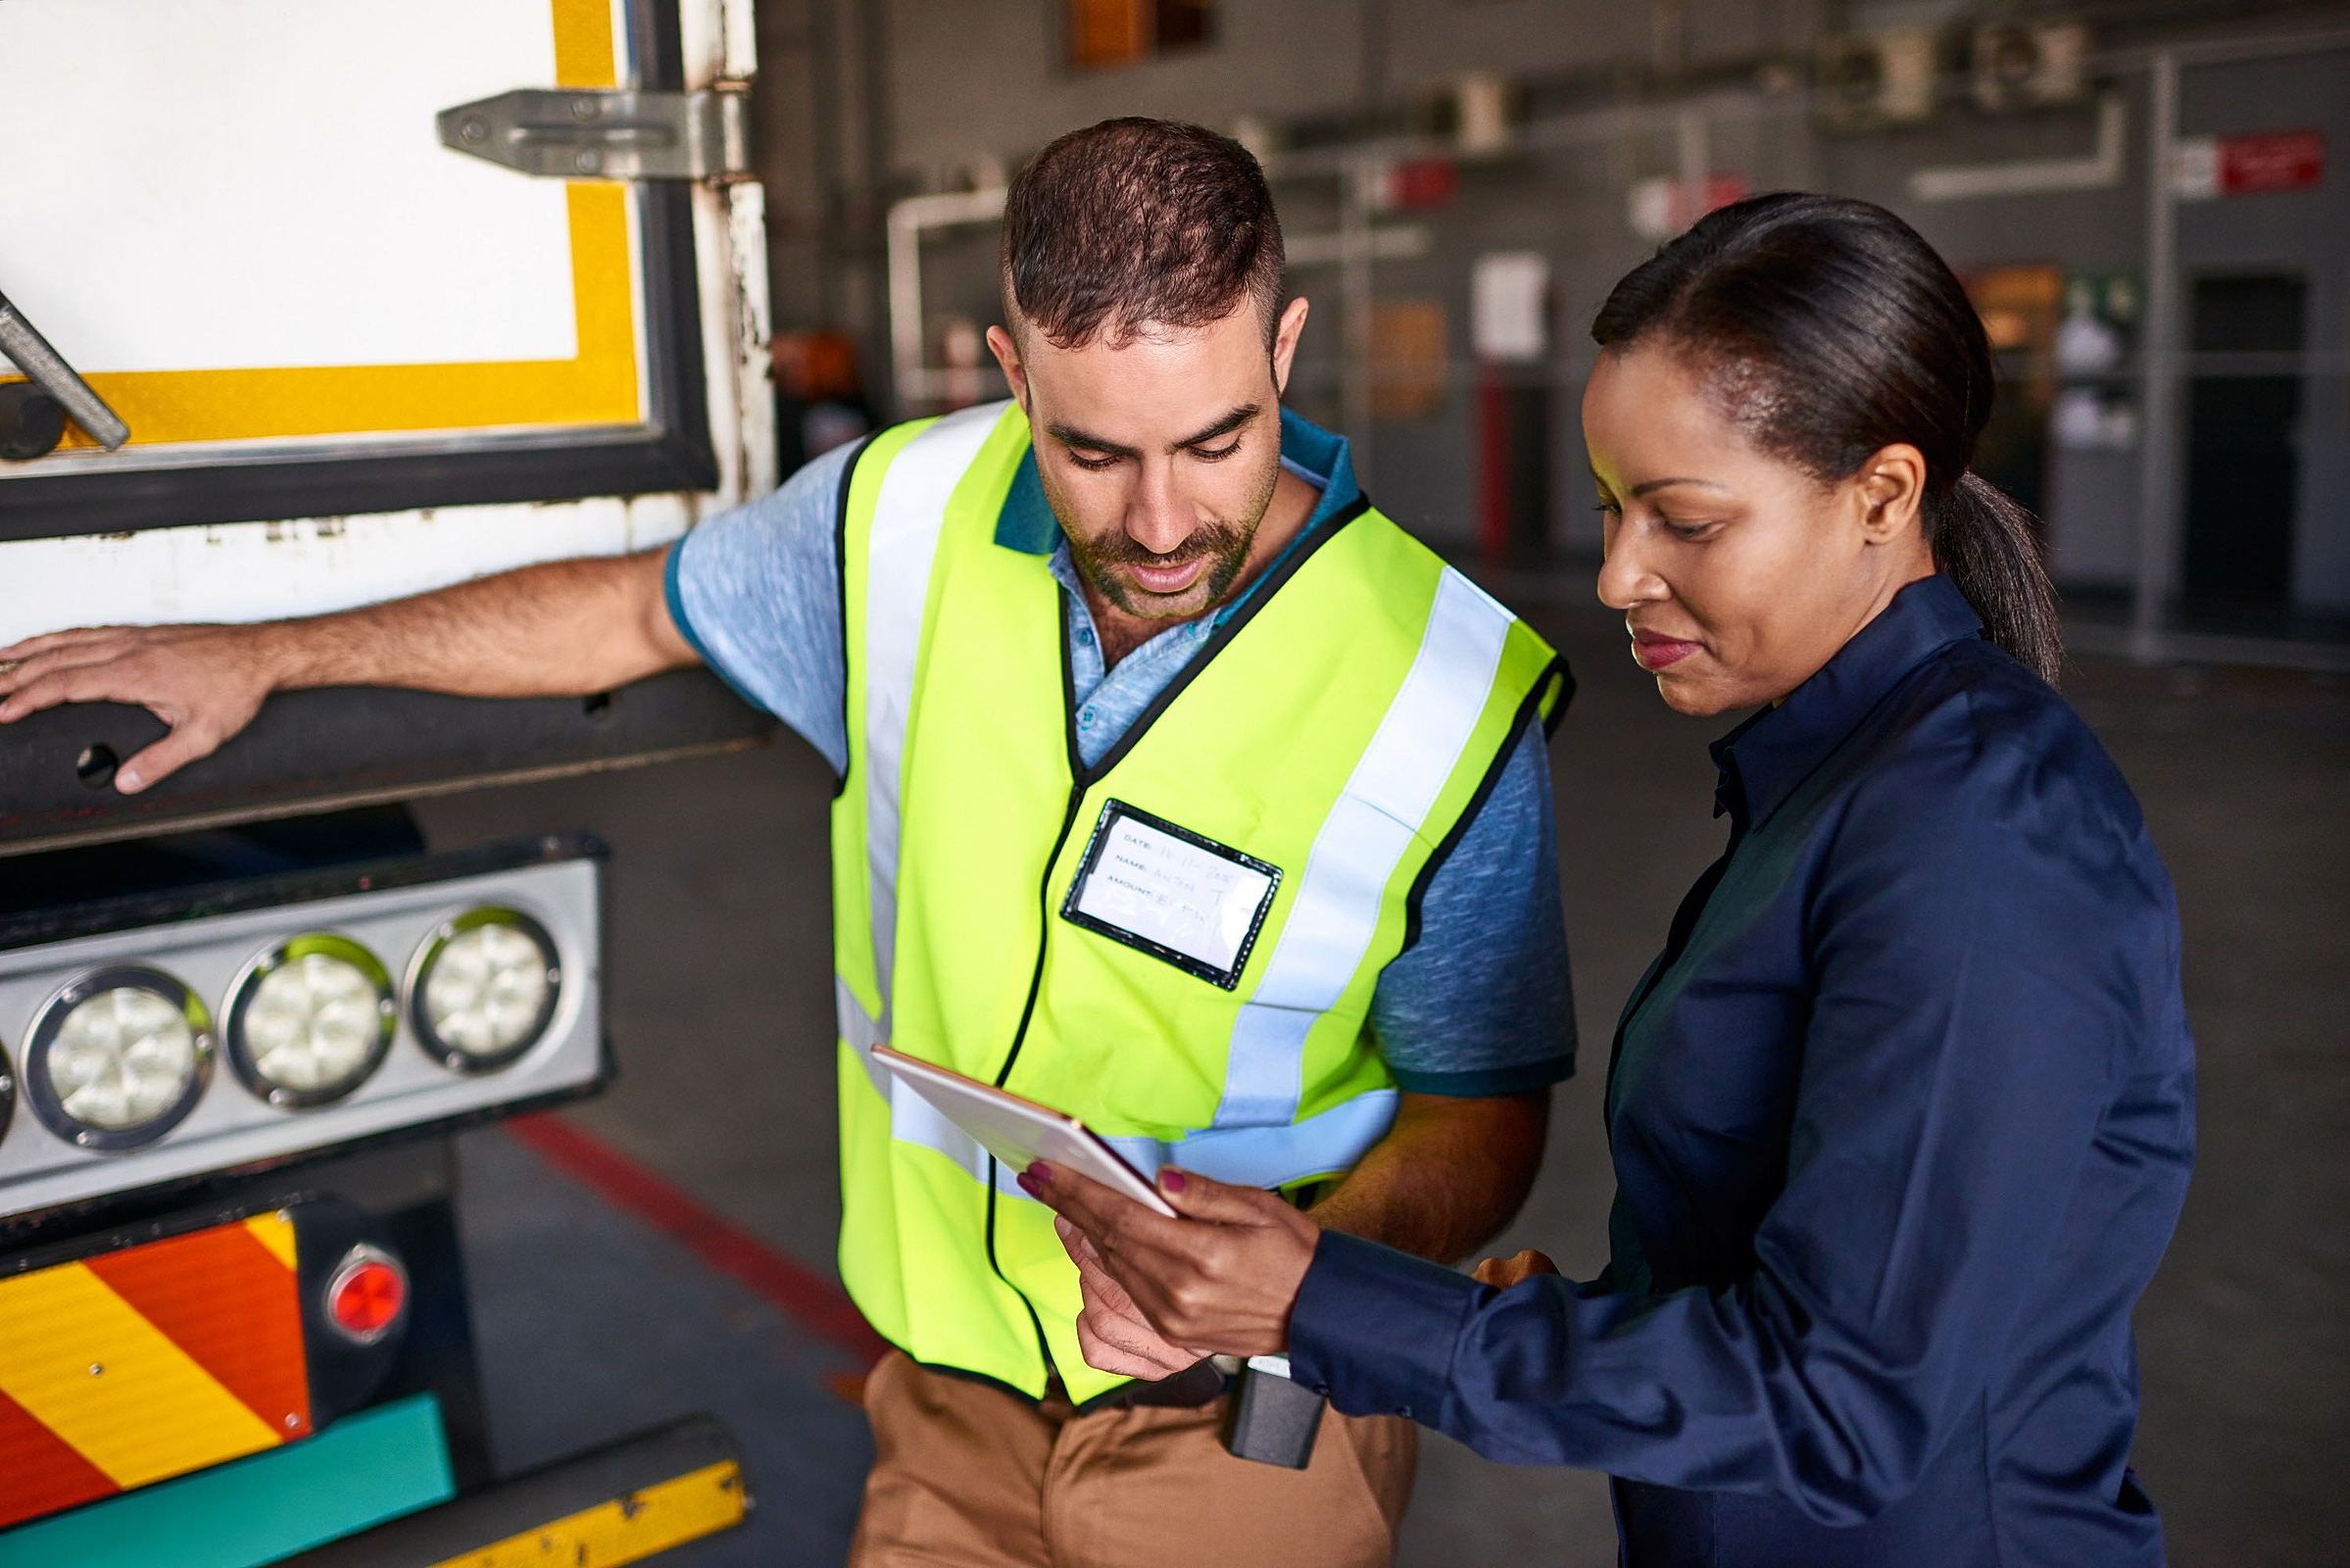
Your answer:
[0,547,694,796]
[0,622,279,793]
[1052,1215,1204,1379]
[1473,1248,1560,1289]
[1024,1162,1318,1359]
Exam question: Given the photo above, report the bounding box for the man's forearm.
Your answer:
[259,548,686,701]
[1305,1090,1549,1264]
[0,542,697,793]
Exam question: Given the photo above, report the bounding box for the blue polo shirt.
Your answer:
[665,408,1574,1095]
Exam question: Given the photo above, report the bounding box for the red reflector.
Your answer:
[325,1250,407,1344]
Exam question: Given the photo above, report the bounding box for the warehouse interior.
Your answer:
[407,5,2345,1563]
[753,0,2350,653]
[2,1,2345,1565]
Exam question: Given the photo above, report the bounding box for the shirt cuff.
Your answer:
[1287,1230,1482,1426]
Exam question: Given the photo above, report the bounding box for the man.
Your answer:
[0,119,1574,1566]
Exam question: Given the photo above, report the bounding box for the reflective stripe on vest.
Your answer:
[838,976,988,1185]
[1211,568,1517,1130]
[861,403,1004,1029]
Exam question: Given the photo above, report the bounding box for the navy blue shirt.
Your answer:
[1289,575,2194,1567]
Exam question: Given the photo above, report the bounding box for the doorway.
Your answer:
[2181,272,2306,612]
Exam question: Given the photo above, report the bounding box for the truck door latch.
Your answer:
[436,88,752,184]
[0,287,130,456]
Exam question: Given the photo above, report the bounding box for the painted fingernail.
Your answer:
[1025,1161,1053,1187]
[1015,1172,1040,1197]
[1159,1170,1187,1194]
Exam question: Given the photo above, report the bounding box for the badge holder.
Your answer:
[1059,800,1281,991]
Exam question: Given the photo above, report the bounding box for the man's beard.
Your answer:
[1046,461,1280,619]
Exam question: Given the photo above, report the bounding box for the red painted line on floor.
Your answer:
[505,1111,890,1368]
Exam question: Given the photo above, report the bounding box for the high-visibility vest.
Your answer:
[830,401,1568,1402]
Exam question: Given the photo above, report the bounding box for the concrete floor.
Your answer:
[418,591,2348,1567]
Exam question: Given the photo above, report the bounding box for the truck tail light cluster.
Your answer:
[0,837,604,1221]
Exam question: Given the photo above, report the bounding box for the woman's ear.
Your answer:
[1855,443,1928,545]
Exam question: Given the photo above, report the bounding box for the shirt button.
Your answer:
[1079,708,1096,727]
[1077,627,1095,646]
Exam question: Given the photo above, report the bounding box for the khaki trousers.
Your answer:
[849,1350,1418,1568]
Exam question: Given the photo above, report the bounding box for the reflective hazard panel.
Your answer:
[0,1212,310,1531]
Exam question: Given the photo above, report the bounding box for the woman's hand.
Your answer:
[1473,1248,1561,1289]
[1023,1162,1319,1360]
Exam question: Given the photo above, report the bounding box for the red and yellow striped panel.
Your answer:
[0,1213,309,1531]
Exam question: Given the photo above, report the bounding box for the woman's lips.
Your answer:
[1631,631,1702,670]
[1127,557,1209,595]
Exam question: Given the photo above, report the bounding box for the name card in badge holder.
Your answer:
[1060,800,1282,990]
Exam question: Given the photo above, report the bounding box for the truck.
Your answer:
[0,1,781,1560]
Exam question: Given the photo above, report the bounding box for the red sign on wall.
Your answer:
[2219,130,2325,195]
[1382,158,1461,211]
[1629,173,1752,241]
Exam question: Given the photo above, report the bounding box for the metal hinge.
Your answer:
[436,88,752,183]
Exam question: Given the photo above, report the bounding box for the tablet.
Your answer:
[870,1046,1179,1218]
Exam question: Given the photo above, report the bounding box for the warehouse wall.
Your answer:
[749,0,2350,611]
[2177,44,2350,612]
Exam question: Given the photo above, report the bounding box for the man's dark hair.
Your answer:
[1001,118,1285,352]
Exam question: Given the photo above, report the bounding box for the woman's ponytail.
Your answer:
[1927,472,2063,686]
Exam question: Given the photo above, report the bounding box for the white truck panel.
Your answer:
[0,0,583,373]
[0,0,774,645]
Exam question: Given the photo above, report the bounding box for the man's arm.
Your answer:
[0,548,690,793]
[1302,1089,1549,1263]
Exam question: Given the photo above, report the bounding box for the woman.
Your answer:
[1027,193,2194,1567]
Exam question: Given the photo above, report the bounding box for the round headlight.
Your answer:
[409,908,561,1073]
[26,967,214,1150]
[226,934,397,1107]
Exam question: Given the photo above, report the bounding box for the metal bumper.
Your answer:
[279,1413,750,1568]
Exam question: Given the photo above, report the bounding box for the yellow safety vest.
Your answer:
[830,401,1567,1402]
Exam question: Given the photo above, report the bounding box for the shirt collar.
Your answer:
[1710,573,1985,826]
[994,404,1363,556]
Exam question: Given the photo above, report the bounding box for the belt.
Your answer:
[1059,1358,1232,1414]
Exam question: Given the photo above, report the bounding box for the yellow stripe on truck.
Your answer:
[242,1210,299,1272]
[425,1460,751,1568]
[0,1263,281,1490]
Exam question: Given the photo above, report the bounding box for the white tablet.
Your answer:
[871,1046,1179,1218]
